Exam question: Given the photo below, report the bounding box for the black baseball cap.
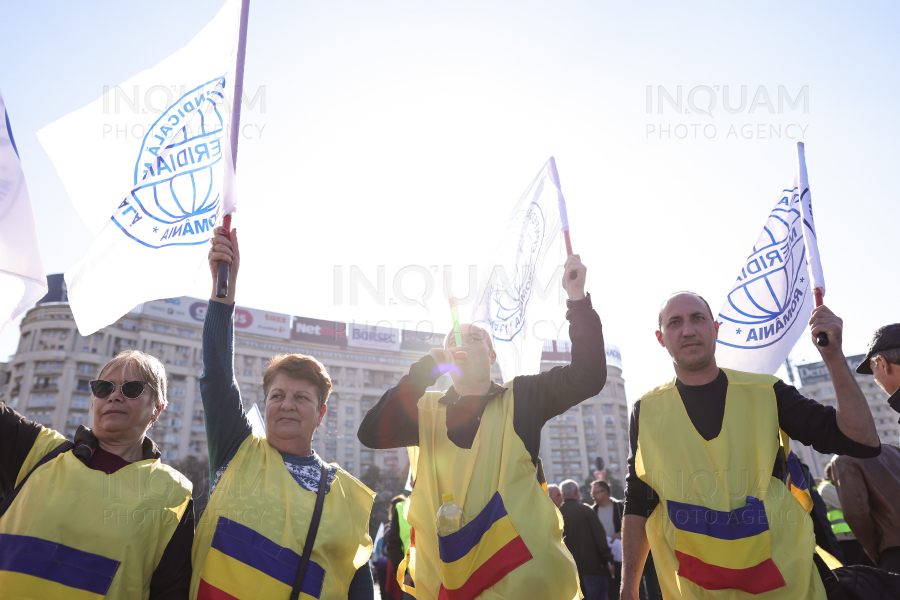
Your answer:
[856,323,900,374]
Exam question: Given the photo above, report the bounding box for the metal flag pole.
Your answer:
[216,0,250,299]
[548,156,577,280]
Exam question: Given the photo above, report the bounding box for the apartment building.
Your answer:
[539,343,629,487]
[5,278,627,486]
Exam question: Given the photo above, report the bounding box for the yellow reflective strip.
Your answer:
[0,571,103,600]
[674,529,771,571]
[815,545,843,569]
[200,548,292,599]
[440,515,520,591]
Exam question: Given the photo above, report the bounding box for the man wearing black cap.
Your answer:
[831,323,900,573]
[856,323,900,413]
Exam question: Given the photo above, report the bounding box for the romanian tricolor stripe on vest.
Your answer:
[668,497,786,594]
[783,451,815,513]
[437,492,532,600]
[198,517,325,600]
[0,532,120,600]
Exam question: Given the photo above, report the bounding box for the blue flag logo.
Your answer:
[111,76,228,249]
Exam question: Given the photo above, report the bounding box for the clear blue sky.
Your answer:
[2,0,898,400]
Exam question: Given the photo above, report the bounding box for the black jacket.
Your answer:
[558,498,614,577]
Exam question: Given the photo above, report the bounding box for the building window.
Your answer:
[607,440,617,449]
[345,448,354,456]
[243,370,252,377]
[585,428,595,437]
[605,416,614,425]
[582,405,593,414]
[345,420,354,428]
[602,404,612,413]
[71,396,89,409]
[152,324,170,334]
[346,407,354,414]
[177,328,194,337]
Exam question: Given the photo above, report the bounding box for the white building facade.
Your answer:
[4,282,627,486]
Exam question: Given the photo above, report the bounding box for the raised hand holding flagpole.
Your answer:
[216,0,250,299]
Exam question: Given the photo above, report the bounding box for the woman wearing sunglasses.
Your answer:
[0,350,194,599]
[190,225,375,600]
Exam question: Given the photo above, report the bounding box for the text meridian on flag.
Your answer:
[717,186,811,350]
[111,75,228,250]
[489,200,546,343]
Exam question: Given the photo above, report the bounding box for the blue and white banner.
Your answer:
[470,158,565,380]
[37,0,241,335]
[715,147,823,375]
[0,87,47,332]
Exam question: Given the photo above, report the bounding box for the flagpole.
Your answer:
[797,141,828,347]
[548,157,577,280]
[216,0,250,299]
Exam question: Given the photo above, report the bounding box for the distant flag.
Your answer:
[470,158,566,381]
[37,0,245,335]
[715,143,824,375]
[0,87,47,333]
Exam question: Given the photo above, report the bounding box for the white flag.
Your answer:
[0,88,48,332]
[470,158,565,381]
[38,0,242,335]
[715,144,824,374]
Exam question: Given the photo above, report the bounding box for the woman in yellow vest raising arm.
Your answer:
[0,350,194,599]
[193,226,375,600]
[358,254,605,600]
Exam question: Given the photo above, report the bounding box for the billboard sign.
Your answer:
[291,316,348,347]
[348,322,401,352]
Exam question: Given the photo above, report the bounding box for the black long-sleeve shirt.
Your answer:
[0,403,194,599]
[623,369,883,517]
[357,296,606,463]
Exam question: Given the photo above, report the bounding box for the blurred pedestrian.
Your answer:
[591,480,623,599]
[559,479,615,600]
[549,483,564,508]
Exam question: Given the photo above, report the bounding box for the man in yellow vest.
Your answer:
[359,254,605,600]
[817,462,868,565]
[619,292,881,600]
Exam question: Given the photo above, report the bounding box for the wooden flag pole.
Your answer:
[216,0,250,299]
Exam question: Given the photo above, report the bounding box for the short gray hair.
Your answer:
[874,348,900,367]
[560,479,580,499]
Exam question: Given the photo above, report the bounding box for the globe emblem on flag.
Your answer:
[489,202,545,342]
[111,76,228,249]
[717,192,811,350]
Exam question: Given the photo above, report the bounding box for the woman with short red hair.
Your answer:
[190,226,375,600]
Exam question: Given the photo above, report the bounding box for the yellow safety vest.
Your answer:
[635,368,825,600]
[190,434,375,600]
[0,426,192,600]
[404,383,582,600]
[397,499,412,557]
[816,481,853,536]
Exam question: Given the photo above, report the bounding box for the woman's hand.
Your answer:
[209,225,240,304]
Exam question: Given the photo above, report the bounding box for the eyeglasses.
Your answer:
[90,380,153,399]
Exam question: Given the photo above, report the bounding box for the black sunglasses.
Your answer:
[90,380,153,399]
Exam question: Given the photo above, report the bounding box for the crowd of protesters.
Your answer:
[2,220,900,600]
